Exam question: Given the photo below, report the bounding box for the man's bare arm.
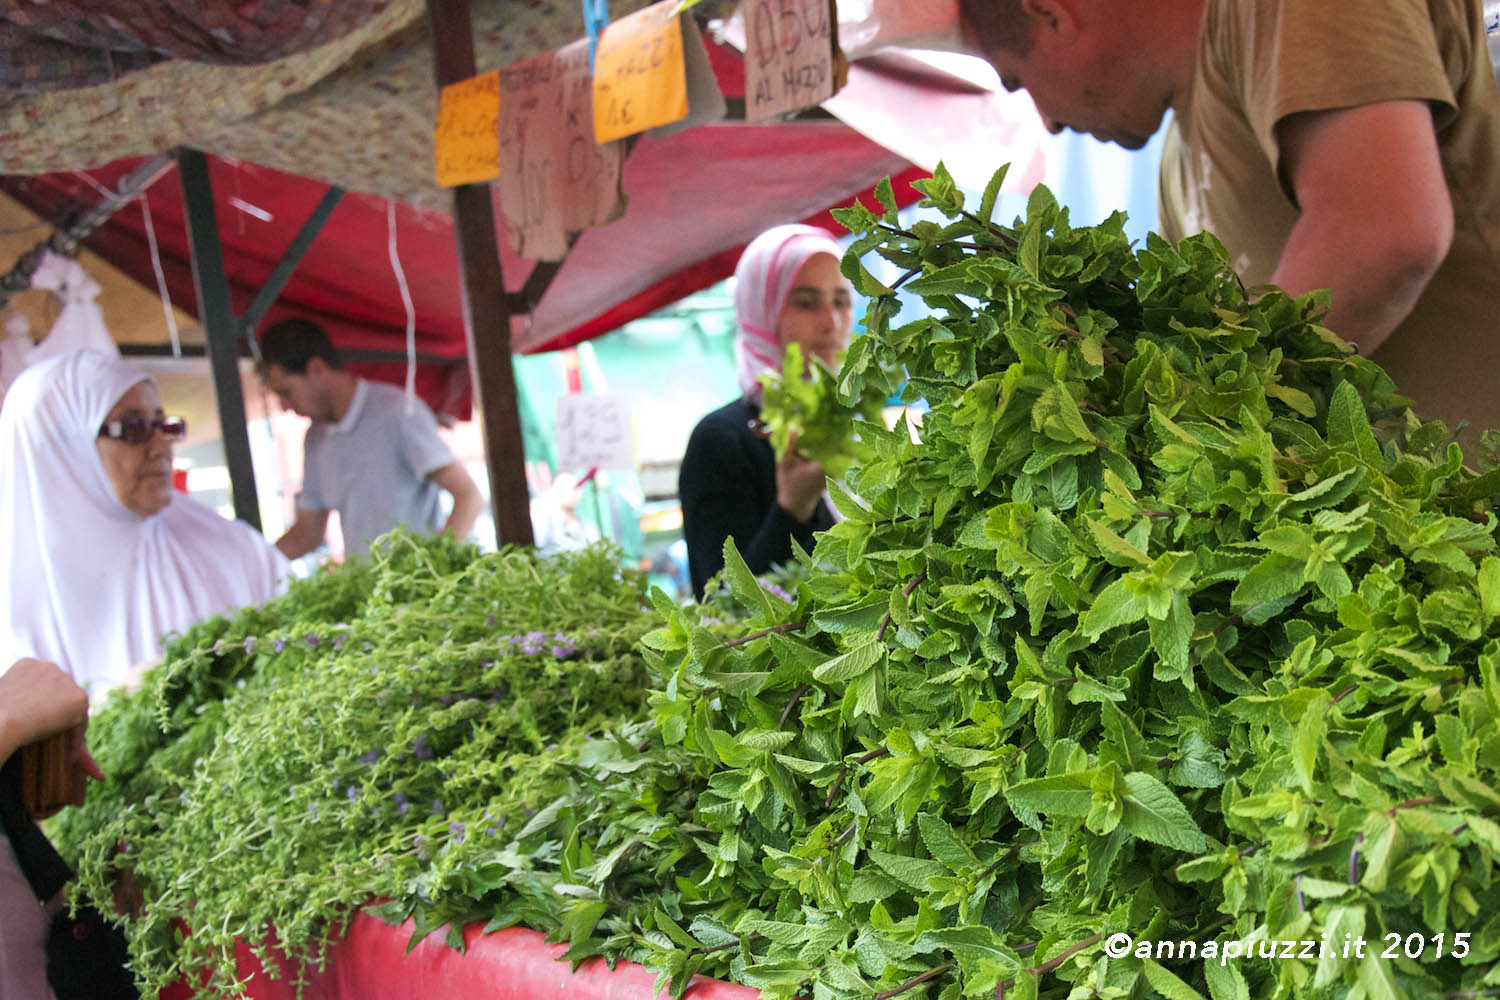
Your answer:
[1272,100,1454,356]
[275,507,331,560]
[429,461,485,543]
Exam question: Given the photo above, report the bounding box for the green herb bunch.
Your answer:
[759,342,891,481]
[52,535,657,996]
[628,166,1500,1000]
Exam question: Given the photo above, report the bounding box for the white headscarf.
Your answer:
[733,224,846,398]
[0,350,288,692]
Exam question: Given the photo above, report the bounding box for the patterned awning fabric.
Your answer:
[0,0,655,212]
[0,1,402,93]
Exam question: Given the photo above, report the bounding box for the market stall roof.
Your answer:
[0,0,1045,418]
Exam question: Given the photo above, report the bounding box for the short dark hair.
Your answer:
[258,318,344,375]
[957,0,1035,57]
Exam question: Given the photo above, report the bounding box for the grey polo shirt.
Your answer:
[298,379,457,554]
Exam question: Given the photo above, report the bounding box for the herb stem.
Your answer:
[778,684,809,729]
[722,621,807,648]
[1387,795,1438,816]
[994,933,1104,999]
[878,572,927,642]
[874,961,955,1000]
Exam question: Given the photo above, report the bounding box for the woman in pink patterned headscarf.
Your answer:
[678,224,854,599]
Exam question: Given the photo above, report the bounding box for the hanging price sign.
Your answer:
[433,70,501,187]
[591,0,688,143]
[743,0,839,121]
[498,39,626,260]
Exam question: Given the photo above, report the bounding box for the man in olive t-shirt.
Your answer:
[959,0,1500,441]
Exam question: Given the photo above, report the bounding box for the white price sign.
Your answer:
[555,393,635,471]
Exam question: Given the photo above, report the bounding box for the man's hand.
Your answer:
[1273,100,1453,355]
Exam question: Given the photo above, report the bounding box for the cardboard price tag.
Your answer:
[433,70,501,187]
[592,0,688,143]
[498,39,626,261]
[744,0,840,121]
[556,393,635,471]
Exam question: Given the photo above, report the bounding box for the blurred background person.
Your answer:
[678,224,853,600]
[0,349,287,694]
[257,319,484,561]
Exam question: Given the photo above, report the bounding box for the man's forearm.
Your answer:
[1272,226,1446,356]
[275,524,319,560]
[443,486,484,542]
[1271,101,1453,356]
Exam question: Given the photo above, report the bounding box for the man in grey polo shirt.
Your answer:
[258,319,484,560]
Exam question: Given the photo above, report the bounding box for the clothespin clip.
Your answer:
[583,0,610,74]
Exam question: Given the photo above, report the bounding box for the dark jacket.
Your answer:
[678,397,834,599]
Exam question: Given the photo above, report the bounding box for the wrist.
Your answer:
[0,709,21,764]
[775,492,819,524]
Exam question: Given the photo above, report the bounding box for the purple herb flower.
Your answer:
[305,633,321,649]
[358,749,383,764]
[414,835,429,859]
[449,822,466,844]
[758,578,795,604]
[332,779,342,793]
[431,798,444,816]
[523,807,536,818]
[486,825,502,837]
[438,695,452,706]
[346,785,359,801]
[413,734,434,760]
[242,636,257,655]
[273,638,287,654]
[521,642,542,656]
[485,614,497,627]
[393,793,409,818]
[332,633,348,651]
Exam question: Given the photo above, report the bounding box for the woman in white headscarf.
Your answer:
[677,224,854,600]
[0,349,288,693]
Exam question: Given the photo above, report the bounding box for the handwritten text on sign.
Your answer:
[744,0,836,122]
[556,394,635,471]
[592,0,687,143]
[433,70,501,187]
[498,39,626,261]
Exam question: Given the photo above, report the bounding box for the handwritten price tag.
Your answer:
[433,70,501,187]
[556,393,635,471]
[592,0,688,143]
[498,39,626,261]
[743,0,838,122]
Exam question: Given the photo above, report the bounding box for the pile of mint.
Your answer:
[631,166,1500,1000]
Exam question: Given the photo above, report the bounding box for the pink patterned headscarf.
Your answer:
[733,224,845,398]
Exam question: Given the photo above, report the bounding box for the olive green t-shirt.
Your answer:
[1160,0,1500,440]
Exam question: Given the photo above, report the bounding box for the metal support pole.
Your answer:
[177,147,261,530]
[241,185,346,348]
[427,0,534,547]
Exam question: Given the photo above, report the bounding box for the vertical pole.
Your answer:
[177,147,261,531]
[427,0,535,547]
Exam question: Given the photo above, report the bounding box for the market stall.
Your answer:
[45,171,1500,1000]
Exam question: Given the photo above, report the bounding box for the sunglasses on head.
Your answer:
[97,415,188,444]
